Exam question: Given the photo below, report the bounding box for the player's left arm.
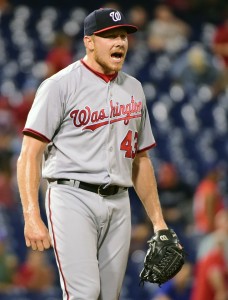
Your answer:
[132,150,168,232]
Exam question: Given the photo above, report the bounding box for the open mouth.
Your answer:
[111,52,124,60]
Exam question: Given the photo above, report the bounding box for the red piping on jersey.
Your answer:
[23,128,51,143]
[81,59,118,82]
[48,189,70,300]
[137,142,156,153]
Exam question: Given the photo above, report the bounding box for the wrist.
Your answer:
[23,205,41,219]
[153,222,168,233]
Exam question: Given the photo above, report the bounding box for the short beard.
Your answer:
[94,50,124,74]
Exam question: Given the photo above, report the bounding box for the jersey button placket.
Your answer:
[107,83,115,177]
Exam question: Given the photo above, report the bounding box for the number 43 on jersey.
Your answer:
[120,130,138,159]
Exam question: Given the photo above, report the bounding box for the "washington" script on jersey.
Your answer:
[70,97,142,131]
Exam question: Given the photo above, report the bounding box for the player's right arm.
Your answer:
[17,135,52,252]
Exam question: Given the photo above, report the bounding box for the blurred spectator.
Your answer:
[0,103,15,142]
[213,14,228,69]
[101,1,121,10]
[147,4,191,55]
[122,5,150,78]
[156,162,196,262]
[164,0,191,14]
[0,230,18,292]
[45,31,74,78]
[197,209,228,260]
[219,163,228,208]
[13,249,56,292]
[0,0,12,18]
[13,78,38,134]
[193,164,225,237]
[152,262,193,300]
[0,0,13,44]
[157,162,193,229]
[120,220,155,300]
[170,43,225,96]
[190,0,228,24]
[190,230,228,300]
[131,220,152,253]
[126,5,149,51]
[0,151,15,209]
[0,104,16,209]
[127,5,148,36]
[212,12,228,92]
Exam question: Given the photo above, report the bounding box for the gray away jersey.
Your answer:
[23,60,156,187]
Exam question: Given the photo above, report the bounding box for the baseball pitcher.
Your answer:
[17,8,184,300]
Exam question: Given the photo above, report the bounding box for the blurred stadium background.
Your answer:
[0,0,228,299]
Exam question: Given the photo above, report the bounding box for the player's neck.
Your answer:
[82,55,117,75]
[81,57,118,82]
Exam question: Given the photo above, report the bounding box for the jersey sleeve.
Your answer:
[23,78,65,142]
[137,88,156,152]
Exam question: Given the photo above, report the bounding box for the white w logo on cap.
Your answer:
[109,11,121,22]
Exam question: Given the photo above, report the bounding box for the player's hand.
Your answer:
[24,214,52,251]
[139,229,185,286]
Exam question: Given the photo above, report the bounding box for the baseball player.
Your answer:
[17,8,168,300]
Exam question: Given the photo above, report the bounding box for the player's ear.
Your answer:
[84,35,94,51]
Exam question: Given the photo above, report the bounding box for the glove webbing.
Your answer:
[150,247,184,285]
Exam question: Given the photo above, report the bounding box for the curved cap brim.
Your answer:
[94,24,138,35]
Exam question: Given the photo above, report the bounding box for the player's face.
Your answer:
[91,28,128,74]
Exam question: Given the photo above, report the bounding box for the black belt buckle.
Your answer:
[98,184,119,197]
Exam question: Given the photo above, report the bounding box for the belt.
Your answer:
[50,179,127,197]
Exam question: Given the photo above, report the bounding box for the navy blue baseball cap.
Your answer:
[84,8,138,36]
